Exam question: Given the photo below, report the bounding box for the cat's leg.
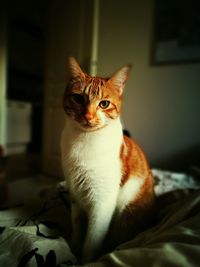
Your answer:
[81,200,116,263]
[70,200,86,257]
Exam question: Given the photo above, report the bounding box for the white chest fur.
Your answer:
[61,117,123,208]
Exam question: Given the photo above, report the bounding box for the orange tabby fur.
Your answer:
[105,135,155,249]
[61,57,155,262]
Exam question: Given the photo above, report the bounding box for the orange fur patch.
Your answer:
[119,135,155,225]
[120,135,152,186]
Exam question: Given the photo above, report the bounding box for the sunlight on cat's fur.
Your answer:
[61,57,155,264]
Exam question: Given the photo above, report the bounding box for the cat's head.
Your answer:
[63,57,131,131]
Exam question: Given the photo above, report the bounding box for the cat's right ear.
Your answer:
[68,57,85,80]
[108,64,131,96]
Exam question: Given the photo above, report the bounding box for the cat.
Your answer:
[61,57,155,263]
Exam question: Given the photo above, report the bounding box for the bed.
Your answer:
[0,169,200,267]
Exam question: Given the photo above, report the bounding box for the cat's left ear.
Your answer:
[108,65,131,95]
[68,57,85,80]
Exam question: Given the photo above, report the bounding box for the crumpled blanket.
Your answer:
[87,189,200,266]
[0,170,200,267]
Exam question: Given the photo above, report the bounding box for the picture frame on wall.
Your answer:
[151,0,200,65]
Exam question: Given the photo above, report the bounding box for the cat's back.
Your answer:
[120,135,153,184]
[111,135,155,244]
[117,135,154,210]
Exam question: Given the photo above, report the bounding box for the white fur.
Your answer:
[117,177,144,214]
[61,116,143,262]
[61,116,123,202]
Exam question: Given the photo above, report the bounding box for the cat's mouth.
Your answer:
[72,117,106,132]
[80,122,104,132]
[82,124,100,131]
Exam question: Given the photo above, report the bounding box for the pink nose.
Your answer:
[85,112,94,121]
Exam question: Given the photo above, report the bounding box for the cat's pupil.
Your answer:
[99,100,110,109]
[71,94,85,105]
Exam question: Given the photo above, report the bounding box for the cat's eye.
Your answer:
[99,100,110,109]
[71,94,85,105]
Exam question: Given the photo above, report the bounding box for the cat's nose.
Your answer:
[85,112,94,121]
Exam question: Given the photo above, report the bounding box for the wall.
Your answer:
[97,0,200,169]
[0,5,7,153]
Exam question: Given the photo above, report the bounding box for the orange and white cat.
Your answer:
[61,57,155,263]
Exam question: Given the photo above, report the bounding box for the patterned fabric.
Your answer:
[153,168,200,196]
[0,186,76,267]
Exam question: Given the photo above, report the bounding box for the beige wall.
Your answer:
[98,0,200,168]
[0,6,7,151]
